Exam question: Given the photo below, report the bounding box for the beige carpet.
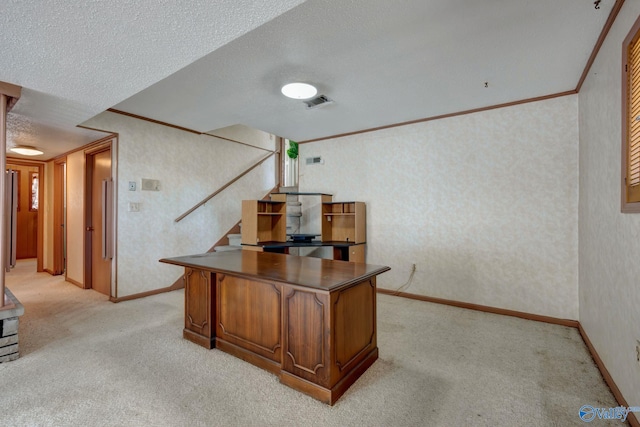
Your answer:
[0,260,625,426]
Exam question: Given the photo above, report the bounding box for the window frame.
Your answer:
[29,171,39,211]
[622,14,640,213]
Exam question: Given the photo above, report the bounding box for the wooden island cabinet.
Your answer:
[160,250,389,405]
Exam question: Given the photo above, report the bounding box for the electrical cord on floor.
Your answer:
[392,263,416,296]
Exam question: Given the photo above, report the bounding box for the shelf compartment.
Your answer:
[321,202,366,244]
[242,200,287,244]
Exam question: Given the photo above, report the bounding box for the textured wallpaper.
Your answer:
[578,1,640,409]
[83,112,277,297]
[300,95,579,320]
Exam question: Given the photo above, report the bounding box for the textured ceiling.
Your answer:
[1,0,616,160]
[1,0,306,159]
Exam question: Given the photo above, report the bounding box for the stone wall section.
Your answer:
[0,288,24,363]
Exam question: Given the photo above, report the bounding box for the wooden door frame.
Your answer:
[84,140,113,293]
[52,157,66,275]
[6,157,44,272]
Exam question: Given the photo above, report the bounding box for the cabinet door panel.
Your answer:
[283,288,330,386]
[184,268,214,347]
[334,279,376,374]
[185,269,211,333]
[217,275,282,361]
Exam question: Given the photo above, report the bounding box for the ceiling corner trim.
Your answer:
[107,108,202,135]
[0,81,22,112]
[298,90,578,144]
[0,81,22,99]
[52,132,118,162]
[202,133,275,153]
[575,0,626,93]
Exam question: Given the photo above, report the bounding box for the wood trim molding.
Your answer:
[168,275,186,292]
[377,288,579,327]
[52,133,117,162]
[109,277,185,303]
[299,2,624,146]
[175,153,276,222]
[578,324,639,427]
[0,81,21,99]
[203,132,276,153]
[52,158,66,275]
[36,163,44,272]
[300,90,577,144]
[621,12,640,213]
[65,276,84,289]
[380,289,638,424]
[575,0,625,93]
[106,108,276,152]
[5,157,46,166]
[107,108,200,134]
[81,136,114,156]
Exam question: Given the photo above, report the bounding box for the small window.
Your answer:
[622,15,640,212]
[30,171,38,211]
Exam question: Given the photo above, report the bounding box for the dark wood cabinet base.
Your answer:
[280,347,379,405]
[183,328,215,349]
[216,338,281,375]
[160,251,389,405]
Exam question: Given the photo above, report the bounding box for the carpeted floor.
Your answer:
[0,260,625,426]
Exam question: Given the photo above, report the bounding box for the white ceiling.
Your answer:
[1,0,616,160]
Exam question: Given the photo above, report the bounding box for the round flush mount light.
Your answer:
[9,145,44,156]
[281,82,317,100]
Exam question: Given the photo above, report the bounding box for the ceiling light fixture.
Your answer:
[281,82,317,100]
[9,145,44,156]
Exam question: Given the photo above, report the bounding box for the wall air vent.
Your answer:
[306,156,323,165]
[303,95,333,109]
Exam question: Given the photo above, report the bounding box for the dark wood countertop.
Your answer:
[160,250,389,292]
[242,240,365,249]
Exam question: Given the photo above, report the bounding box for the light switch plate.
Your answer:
[128,181,136,191]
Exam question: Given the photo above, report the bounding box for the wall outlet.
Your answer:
[128,202,141,212]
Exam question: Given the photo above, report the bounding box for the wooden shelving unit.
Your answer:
[241,200,286,245]
[321,202,366,244]
[240,196,367,263]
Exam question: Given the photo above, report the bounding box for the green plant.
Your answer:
[286,141,299,159]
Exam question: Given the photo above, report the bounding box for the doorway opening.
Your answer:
[84,143,114,297]
[5,159,44,272]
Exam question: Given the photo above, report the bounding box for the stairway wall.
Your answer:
[81,112,277,298]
